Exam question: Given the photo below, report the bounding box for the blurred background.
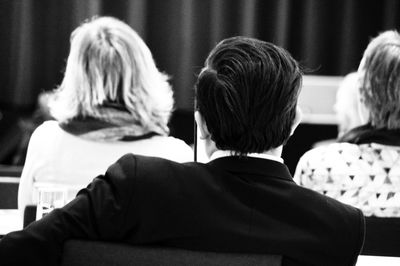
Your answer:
[1,0,400,171]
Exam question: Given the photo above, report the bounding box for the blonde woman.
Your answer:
[295,30,400,217]
[18,16,193,214]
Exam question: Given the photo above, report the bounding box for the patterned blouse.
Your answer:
[294,125,400,217]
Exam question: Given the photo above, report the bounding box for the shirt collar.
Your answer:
[209,150,284,163]
[207,156,292,182]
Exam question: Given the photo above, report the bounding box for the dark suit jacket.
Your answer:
[0,154,364,266]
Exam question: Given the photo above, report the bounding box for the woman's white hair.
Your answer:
[49,16,173,134]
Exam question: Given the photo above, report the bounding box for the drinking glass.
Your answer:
[36,187,67,220]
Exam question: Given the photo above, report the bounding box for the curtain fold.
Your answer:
[1,0,400,111]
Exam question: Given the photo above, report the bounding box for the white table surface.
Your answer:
[357,255,400,266]
[0,209,22,235]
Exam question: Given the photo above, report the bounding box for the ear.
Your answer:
[290,107,302,136]
[194,111,211,140]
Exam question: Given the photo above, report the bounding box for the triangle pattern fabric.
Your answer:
[295,142,400,217]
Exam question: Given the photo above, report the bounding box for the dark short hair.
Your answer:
[360,30,400,129]
[195,37,302,155]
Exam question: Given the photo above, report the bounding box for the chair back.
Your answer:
[61,240,282,266]
[0,176,19,209]
[23,205,37,228]
[362,216,400,256]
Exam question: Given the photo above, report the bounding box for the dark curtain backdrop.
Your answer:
[1,0,400,112]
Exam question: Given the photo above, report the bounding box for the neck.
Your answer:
[264,146,283,158]
[202,135,283,160]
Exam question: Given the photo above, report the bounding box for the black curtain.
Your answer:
[1,0,400,112]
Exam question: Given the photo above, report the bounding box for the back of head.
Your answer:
[196,37,302,155]
[359,30,400,130]
[335,72,362,137]
[50,16,173,135]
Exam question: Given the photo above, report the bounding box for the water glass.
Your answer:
[36,187,67,220]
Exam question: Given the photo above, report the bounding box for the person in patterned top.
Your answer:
[295,30,400,217]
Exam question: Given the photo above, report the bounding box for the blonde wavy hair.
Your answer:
[359,30,400,129]
[49,16,173,134]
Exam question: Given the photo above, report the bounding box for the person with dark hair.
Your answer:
[295,30,400,217]
[195,38,301,156]
[0,37,364,266]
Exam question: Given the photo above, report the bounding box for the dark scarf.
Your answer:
[59,106,164,141]
[338,124,400,146]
